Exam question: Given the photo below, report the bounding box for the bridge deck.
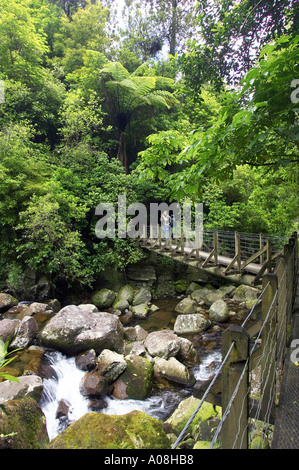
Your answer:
[142,240,262,275]
[271,275,299,449]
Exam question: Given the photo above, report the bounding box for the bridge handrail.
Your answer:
[171,231,298,449]
[140,226,289,285]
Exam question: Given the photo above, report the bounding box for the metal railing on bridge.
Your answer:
[139,226,289,285]
[170,231,298,449]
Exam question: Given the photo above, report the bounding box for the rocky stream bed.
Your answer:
[0,280,262,449]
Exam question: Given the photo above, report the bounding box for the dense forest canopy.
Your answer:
[0,0,298,295]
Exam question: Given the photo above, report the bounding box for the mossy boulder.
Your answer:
[131,303,150,319]
[47,410,171,449]
[132,287,151,306]
[91,289,116,309]
[249,432,270,449]
[208,299,230,323]
[233,284,260,302]
[174,280,188,294]
[164,396,221,437]
[116,284,135,304]
[193,440,211,449]
[0,397,49,449]
[175,297,197,314]
[113,354,154,400]
[193,440,221,449]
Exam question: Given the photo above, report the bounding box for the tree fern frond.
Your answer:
[99,62,130,81]
[135,76,156,96]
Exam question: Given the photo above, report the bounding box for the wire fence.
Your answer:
[171,231,298,450]
[141,226,290,285]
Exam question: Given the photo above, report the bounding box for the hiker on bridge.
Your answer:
[161,210,171,240]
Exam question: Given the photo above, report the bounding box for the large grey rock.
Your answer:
[0,375,43,404]
[0,293,18,313]
[144,330,181,360]
[208,300,230,323]
[174,314,211,334]
[40,305,124,355]
[10,316,38,349]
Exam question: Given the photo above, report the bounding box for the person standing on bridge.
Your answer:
[161,210,171,240]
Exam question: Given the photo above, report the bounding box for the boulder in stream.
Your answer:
[40,305,124,355]
[9,315,38,349]
[175,297,197,314]
[0,375,43,404]
[144,329,181,360]
[0,293,18,313]
[112,354,154,400]
[208,299,230,323]
[91,289,116,309]
[47,410,171,449]
[132,286,151,305]
[174,314,211,334]
[153,357,195,386]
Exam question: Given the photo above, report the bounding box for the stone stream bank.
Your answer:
[0,278,262,449]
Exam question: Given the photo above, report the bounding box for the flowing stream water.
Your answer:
[39,297,222,441]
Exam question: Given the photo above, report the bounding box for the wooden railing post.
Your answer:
[266,238,272,273]
[275,255,288,363]
[180,227,185,254]
[158,225,162,247]
[235,231,241,271]
[260,273,278,423]
[213,230,219,264]
[260,233,264,265]
[221,325,250,449]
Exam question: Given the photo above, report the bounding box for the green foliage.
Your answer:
[0,0,297,295]
[0,340,22,382]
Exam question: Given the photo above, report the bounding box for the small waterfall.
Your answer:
[193,350,222,381]
[39,351,89,441]
[40,349,221,442]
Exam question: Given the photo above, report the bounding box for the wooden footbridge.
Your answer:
[139,226,289,286]
[140,228,298,449]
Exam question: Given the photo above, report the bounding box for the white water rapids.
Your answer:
[39,349,221,442]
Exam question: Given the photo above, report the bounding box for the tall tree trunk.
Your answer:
[169,0,178,56]
[117,131,128,174]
